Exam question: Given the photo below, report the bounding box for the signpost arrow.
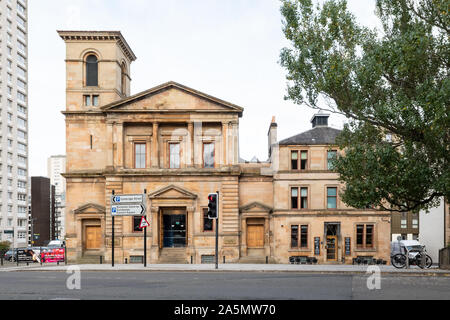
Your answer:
[111,194,144,204]
[111,203,146,216]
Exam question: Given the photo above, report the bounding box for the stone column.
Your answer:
[222,122,227,166]
[150,206,160,262]
[151,122,159,168]
[264,216,270,257]
[106,121,114,170]
[231,121,239,165]
[188,122,194,167]
[241,217,247,256]
[187,206,195,249]
[193,122,203,168]
[114,122,124,168]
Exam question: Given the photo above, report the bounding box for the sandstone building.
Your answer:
[59,31,391,264]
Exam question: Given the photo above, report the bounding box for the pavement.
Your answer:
[1,262,450,275]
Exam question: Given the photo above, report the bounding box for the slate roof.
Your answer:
[278,126,342,145]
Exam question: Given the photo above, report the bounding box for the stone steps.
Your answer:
[238,256,268,264]
[158,248,188,264]
[76,255,103,264]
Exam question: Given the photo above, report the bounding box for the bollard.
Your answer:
[223,256,225,264]
[100,256,103,264]
[191,256,193,264]
[1,256,3,266]
[266,256,268,264]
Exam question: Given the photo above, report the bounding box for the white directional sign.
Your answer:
[111,194,144,204]
[111,204,146,216]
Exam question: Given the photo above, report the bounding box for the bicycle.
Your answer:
[391,251,433,269]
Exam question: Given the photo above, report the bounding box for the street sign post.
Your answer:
[139,216,150,229]
[110,192,147,267]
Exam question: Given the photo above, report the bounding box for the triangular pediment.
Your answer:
[74,203,106,214]
[148,185,197,200]
[101,81,243,116]
[239,202,272,214]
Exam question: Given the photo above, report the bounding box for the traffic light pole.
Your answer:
[144,189,147,267]
[215,191,219,270]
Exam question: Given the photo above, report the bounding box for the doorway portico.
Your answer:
[148,185,197,262]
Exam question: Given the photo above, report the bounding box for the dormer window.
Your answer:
[86,54,98,86]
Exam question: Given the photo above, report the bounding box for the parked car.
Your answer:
[391,240,424,255]
[46,240,65,248]
[3,249,18,262]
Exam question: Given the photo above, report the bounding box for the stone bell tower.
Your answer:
[58,31,137,111]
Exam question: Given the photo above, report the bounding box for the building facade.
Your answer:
[30,177,56,247]
[60,31,391,264]
[0,0,29,247]
[391,212,419,241]
[419,198,444,262]
[47,155,66,239]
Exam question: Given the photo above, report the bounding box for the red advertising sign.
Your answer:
[40,248,65,263]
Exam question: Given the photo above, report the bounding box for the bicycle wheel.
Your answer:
[417,254,433,269]
[391,253,406,269]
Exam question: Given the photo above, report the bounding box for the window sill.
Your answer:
[288,248,311,252]
[354,248,376,252]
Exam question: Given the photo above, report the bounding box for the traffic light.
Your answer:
[207,193,218,219]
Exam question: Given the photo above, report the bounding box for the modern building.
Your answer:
[391,212,419,241]
[47,155,66,239]
[0,0,29,248]
[446,201,450,247]
[59,30,391,264]
[419,198,448,263]
[30,177,56,247]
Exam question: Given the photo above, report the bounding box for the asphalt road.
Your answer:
[0,271,449,300]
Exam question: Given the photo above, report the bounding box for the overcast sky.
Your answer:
[27,0,380,176]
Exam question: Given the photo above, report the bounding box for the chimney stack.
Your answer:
[268,116,277,158]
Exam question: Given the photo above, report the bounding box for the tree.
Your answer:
[0,241,10,255]
[280,0,449,212]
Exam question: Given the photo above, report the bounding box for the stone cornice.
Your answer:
[100,81,244,117]
[239,202,273,213]
[62,167,242,178]
[272,210,390,217]
[57,30,137,62]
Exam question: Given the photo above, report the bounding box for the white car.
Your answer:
[47,240,66,248]
[391,240,425,259]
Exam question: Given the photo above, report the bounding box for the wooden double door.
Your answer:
[85,226,102,250]
[247,219,265,248]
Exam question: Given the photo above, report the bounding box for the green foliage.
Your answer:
[0,241,10,254]
[280,0,449,212]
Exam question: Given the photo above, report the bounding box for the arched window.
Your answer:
[121,62,127,95]
[86,54,98,86]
